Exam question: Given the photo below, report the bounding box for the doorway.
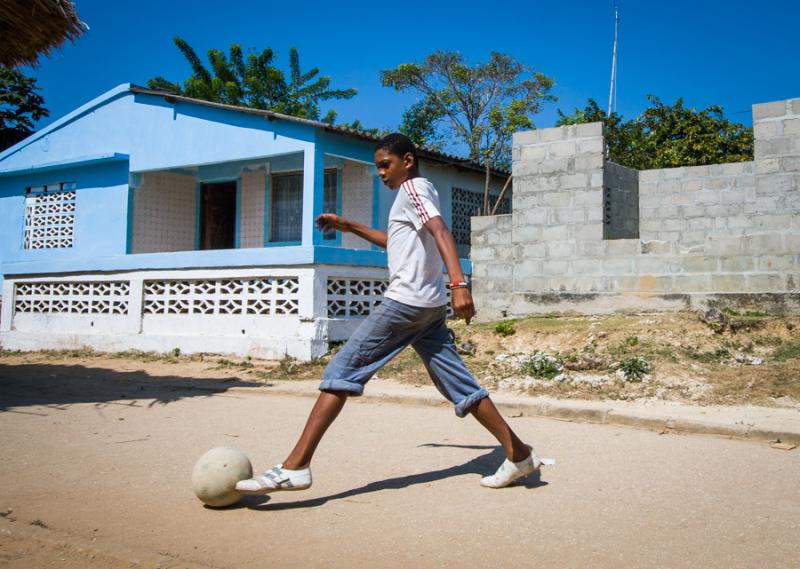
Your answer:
[199,181,237,250]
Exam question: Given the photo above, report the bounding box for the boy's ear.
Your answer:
[403,152,416,169]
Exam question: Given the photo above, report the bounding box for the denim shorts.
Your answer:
[320,298,489,417]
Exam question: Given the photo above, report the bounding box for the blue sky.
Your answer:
[21,0,800,152]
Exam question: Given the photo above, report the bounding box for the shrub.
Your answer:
[520,351,564,380]
[494,320,517,337]
[617,357,650,381]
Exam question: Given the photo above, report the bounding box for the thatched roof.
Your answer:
[0,0,88,67]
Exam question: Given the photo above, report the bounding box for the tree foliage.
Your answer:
[556,96,754,170]
[0,66,49,131]
[148,38,357,122]
[0,66,49,150]
[382,51,554,212]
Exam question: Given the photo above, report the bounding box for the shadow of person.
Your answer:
[249,445,548,512]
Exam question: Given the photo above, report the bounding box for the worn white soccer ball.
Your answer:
[191,447,253,507]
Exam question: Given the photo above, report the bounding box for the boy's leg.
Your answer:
[468,397,530,462]
[282,390,347,469]
[412,315,546,487]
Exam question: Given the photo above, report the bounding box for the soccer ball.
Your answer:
[191,447,253,507]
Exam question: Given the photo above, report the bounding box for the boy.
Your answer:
[237,133,543,493]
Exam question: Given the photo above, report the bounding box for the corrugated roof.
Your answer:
[128,85,509,177]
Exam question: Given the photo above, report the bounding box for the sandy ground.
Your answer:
[0,364,798,569]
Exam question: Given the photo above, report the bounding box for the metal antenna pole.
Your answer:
[607,3,619,117]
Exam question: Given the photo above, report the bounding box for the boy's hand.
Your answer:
[315,213,347,234]
[451,287,476,324]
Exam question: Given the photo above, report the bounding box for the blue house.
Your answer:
[0,84,509,359]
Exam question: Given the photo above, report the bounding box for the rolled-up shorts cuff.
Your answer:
[454,388,490,418]
[318,378,364,396]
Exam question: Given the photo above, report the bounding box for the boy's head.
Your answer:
[374,133,420,190]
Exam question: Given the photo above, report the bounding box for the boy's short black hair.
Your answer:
[374,133,419,165]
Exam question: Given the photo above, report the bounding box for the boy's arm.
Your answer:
[423,216,476,324]
[316,213,388,249]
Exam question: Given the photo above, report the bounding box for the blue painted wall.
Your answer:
[0,84,476,289]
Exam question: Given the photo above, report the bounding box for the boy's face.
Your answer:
[374,149,415,190]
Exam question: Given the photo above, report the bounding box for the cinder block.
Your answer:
[590,172,604,187]
[641,240,672,255]
[755,158,781,174]
[548,276,578,292]
[778,157,800,172]
[681,179,703,192]
[606,239,641,256]
[695,190,719,204]
[688,217,714,230]
[639,170,660,183]
[785,234,800,251]
[512,224,542,243]
[554,208,586,224]
[735,174,756,187]
[681,256,719,273]
[516,242,546,259]
[746,273,785,291]
[515,258,544,277]
[487,230,512,246]
[705,177,734,191]
[608,276,641,292]
[549,141,577,157]
[705,235,745,256]
[682,165,711,178]
[577,138,604,154]
[469,246,498,261]
[573,189,602,206]
[758,255,794,271]
[539,127,566,143]
[711,274,748,292]
[576,122,603,138]
[560,173,588,189]
[575,154,604,170]
[743,234,784,254]
[520,145,548,163]
[603,258,633,273]
[635,256,669,273]
[513,161,542,177]
[541,191,572,207]
[514,276,549,291]
[674,275,712,292]
[542,225,569,241]
[719,189,746,204]
[546,240,577,257]
[792,99,800,115]
[542,260,570,275]
[577,239,608,257]
[755,138,791,160]
[575,223,603,241]
[572,258,603,275]
[753,214,793,230]
[514,208,548,226]
[753,100,788,121]
[540,157,574,174]
[719,256,755,272]
[513,130,539,145]
[662,167,687,179]
[754,121,782,139]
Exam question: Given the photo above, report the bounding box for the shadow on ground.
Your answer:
[248,444,547,511]
[0,362,263,411]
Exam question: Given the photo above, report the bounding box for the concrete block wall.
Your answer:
[239,168,266,248]
[471,97,800,319]
[341,161,373,250]
[132,171,196,253]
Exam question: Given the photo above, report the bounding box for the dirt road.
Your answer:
[0,363,797,569]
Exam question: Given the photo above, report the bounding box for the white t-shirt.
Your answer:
[384,177,448,308]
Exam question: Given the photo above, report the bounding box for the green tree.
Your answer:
[381,51,556,213]
[556,96,753,170]
[0,67,49,150]
[148,38,357,121]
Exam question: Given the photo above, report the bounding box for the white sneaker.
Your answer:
[235,464,312,495]
[480,446,549,488]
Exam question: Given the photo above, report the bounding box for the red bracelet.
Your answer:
[446,281,469,290]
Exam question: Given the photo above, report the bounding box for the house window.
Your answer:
[451,186,511,258]
[24,182,77,250]
[270,172,303,242]
[322,169,338,240]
